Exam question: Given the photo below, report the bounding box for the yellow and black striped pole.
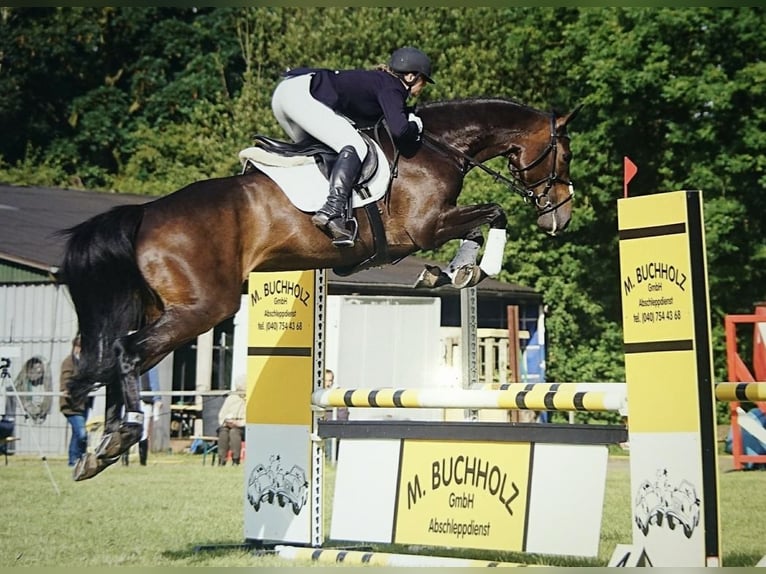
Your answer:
[312,383,627,412]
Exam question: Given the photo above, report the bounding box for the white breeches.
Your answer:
[271,73,368,161]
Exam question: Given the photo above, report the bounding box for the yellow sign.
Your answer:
[393,440,532,551]
[617,190,721,566]
[246,271,317,426]
[618,191,695,346]
[247,272,316,349]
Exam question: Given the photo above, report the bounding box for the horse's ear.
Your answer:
[560,102,584,127]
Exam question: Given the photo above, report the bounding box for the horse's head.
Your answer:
[506,103,583,235]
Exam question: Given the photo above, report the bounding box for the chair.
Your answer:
[190,435,218,465]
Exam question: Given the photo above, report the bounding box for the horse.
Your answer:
[58,97,581,480]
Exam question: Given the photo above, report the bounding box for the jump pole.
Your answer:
[313,382,766,411]
[617,190,721,567]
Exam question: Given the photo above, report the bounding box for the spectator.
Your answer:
[60,335,91,466]
[217,380,246,466]
[139,367,162,465]
[323,369,347,464]
[0,357,15,455]
[15,355,52,423]
[323,369,348,422]
[323,368,336,389]
[121,366,161,466]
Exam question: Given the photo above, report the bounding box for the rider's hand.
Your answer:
[408,113,423,133]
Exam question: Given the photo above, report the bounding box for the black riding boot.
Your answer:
[311,145,362,247]
[138,439,148,466]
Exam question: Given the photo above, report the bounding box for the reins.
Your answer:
[420,112,574,217]
[420,132,531,200]
[365,110,574,218]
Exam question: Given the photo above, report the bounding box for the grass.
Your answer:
[1,451,765,567]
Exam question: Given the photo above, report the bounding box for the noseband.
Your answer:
[421,112,573,217]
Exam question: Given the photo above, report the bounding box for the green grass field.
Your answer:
[1,451,764,567]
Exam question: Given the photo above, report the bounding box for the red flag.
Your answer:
[623,156,638,198]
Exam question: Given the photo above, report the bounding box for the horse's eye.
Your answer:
[563,152,572,163]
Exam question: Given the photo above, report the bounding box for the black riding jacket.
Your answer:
[284,68,422,146]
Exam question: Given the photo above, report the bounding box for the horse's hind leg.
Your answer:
[102,338,144,454]
[73,377,128,480]
[73,338,144,481]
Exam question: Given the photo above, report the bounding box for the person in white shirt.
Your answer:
[217,380,246,466]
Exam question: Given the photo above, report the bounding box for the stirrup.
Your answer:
[328,217,358,247]
[332,237,355,248]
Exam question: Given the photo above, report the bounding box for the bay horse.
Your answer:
[59,97,581,480]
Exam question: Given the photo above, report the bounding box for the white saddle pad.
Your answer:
[238,140,391,213]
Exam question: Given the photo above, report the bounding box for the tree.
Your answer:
[0,7,763,388]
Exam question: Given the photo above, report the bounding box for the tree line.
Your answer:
[1,7,764,403]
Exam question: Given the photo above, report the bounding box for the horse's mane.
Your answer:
[417,97,548,135]
[419,96,544,115]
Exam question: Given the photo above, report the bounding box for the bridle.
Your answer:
[421,112,574,217]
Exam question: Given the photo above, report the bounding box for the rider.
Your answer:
[271,46,434,247]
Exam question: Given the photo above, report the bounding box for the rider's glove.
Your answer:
[408,113,423,134]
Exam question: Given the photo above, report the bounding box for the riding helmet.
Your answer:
[388,47,435,84]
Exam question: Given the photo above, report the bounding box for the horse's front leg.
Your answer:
[73,338,144,481]
[415,203,507,289]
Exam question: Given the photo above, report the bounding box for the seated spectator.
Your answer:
[217,380,246,466]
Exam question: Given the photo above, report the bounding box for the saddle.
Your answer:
[240,130,398,276]
[248,132,379,190]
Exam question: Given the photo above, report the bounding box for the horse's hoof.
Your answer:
[118,423,143,448]
[414,265,441,288]
[413,265,451,289]
[450,264,482,289]
[94,432,123,460]
[72,453,117,481]
[466,266,488,287]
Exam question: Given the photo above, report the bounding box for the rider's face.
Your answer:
[409,75,427,97]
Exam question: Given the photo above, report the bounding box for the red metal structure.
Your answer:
[725,303,766,470]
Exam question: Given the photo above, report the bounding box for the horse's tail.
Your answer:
[57,204,150,401]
